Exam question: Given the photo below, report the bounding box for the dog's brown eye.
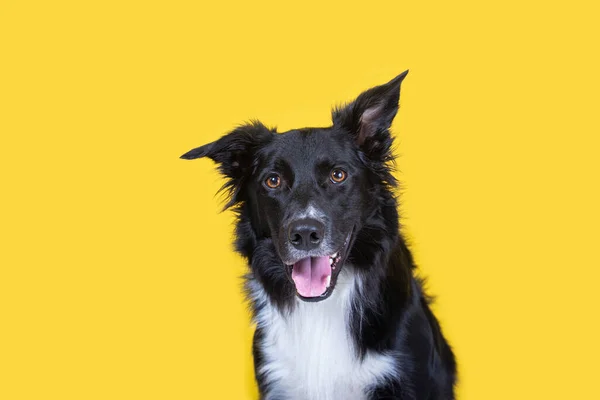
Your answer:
[265,174,281,189]
[330,169,347,183]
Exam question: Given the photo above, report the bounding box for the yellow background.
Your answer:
[1,1,599,399]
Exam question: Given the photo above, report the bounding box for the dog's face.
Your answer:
[249,127,365,301]
[182,71,408,302]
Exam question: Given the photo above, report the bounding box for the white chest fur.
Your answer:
[254,272,398,400]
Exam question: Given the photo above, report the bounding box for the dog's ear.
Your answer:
[332,70,408,152]
[180,121,274,180]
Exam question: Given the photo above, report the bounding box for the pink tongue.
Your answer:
[291,256,332,297]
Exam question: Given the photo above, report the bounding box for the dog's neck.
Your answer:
[247,238,416,355]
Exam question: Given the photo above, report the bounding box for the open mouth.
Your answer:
[286,232,352,302]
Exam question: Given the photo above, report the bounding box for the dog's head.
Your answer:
[182,71,408,302]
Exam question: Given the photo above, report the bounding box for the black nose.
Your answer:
[288,218,325,251]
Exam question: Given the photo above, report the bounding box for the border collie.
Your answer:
[181,71,457,399]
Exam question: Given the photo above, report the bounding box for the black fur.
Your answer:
[182,71,456,399]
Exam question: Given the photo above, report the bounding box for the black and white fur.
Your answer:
[181,71,457,399]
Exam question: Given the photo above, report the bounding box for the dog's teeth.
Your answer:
[329,258,333,265]
[326,275,331,288]
[333,252,339,258]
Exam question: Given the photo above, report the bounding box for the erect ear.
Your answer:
[332,70,408,149]
[180,121,274,180]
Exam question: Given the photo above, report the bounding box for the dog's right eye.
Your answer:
[265,174,281,189]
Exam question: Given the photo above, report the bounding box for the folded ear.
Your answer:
[180,121,274,180]
[332,70,408,150]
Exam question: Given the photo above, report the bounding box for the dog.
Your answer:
[181,71,456,399]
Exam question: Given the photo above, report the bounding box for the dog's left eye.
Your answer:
[330,169,347,183]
